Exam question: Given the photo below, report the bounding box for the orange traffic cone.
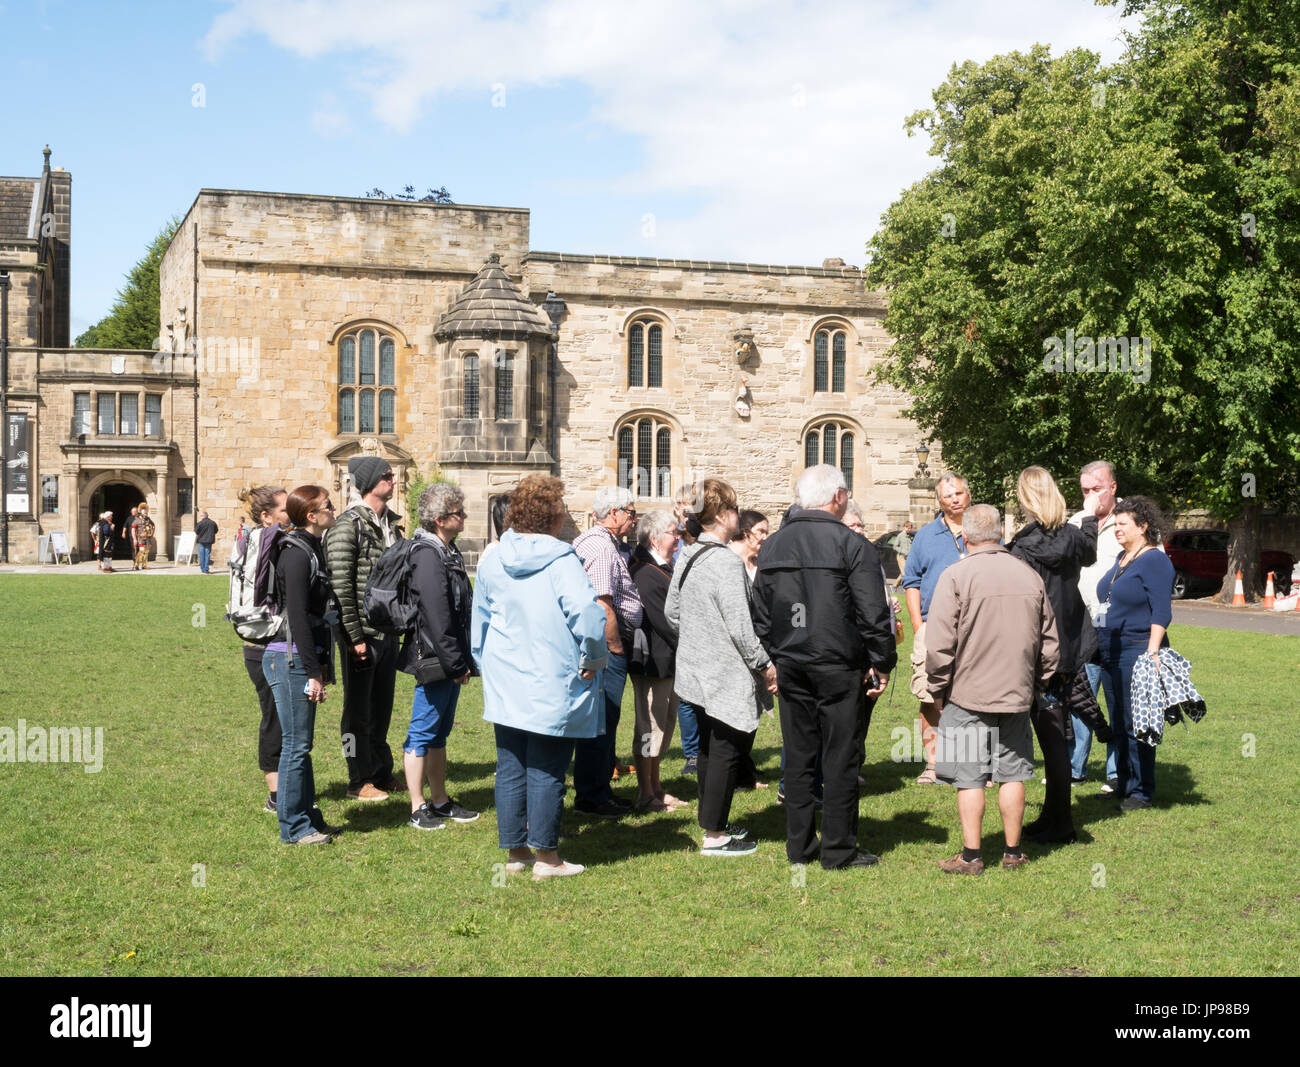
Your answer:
[1232,570,1246,607]
[1263,572,1275,610]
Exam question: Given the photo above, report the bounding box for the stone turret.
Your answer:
[434,254,556,556]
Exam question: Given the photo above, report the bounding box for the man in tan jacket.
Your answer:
[925,504,1060,874]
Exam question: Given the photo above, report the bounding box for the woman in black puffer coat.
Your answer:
[1007,467,1099,843]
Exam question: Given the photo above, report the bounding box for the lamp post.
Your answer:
[915,441,931,478]
[542,291,566,476]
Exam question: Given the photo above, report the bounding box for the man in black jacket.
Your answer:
[194,510,218,573]
[752,465,898,869]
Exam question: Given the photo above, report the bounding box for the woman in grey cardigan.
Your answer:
[666,479,778,856]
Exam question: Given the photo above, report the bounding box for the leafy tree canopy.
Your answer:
[75,218,181,349]
[867,0,1300,570]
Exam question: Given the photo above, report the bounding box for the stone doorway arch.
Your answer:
[81,471,155,561]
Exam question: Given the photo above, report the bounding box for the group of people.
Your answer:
[903,461,1173,873]
[90,504,156,572]
[237,452,1174,878]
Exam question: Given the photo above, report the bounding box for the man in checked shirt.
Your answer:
[571,486,645,817]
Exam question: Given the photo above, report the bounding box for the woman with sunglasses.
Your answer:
[264,485,342,845]
[399,482,480,830]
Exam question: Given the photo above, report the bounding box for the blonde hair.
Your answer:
[1017,466,1067,530]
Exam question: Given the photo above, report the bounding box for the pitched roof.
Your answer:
[434,254,553,341]
[0,177,39,242]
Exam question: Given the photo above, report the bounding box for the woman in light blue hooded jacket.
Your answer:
[472,475,608,879]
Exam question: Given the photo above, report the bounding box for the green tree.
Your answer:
[866,0,1300,600]
[364,185,453,203]
[75,218,180,349]
[404,465,457,523]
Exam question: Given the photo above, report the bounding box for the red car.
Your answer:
[1163,529,1295,600]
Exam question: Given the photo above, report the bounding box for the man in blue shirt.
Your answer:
[902,473,971,784]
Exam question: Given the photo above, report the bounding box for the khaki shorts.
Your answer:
[631,675,677,758]
[934,702,1034,788]
[909,622,934,702]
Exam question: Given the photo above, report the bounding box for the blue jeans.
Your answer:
[264,649,324,843]
[198,543,212,573]
[494,724,575,851]
[677,699,700,759]
[573,651,627,806]
[1074,661,1119,781]
[1100,637,1157,802]
[406,679,459,755]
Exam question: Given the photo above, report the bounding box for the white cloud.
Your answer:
[202,0,1130,264]
[310,91,353,137]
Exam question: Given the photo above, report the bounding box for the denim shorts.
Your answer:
[405,679,460,755]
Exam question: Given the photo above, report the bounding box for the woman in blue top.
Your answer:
[1095,496,1174,811]
[472,475,608,879]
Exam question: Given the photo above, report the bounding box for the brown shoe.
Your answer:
[345,783,389,802]
[937,853,984,875]
[1001,852,1030,870]
[380,777,408,793]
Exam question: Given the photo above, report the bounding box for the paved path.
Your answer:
[0,561,226,577]
[1173,599,1300,635]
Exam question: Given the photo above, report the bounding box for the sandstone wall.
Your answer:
[524,253,924,535]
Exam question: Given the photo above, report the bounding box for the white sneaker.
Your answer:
[532,859,585,880]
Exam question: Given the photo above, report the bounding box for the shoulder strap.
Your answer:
[678,541,724,589]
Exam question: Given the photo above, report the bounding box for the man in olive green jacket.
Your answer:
[325,456,404,800]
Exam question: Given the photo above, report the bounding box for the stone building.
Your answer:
[153,186,931,563]
[3,146,939,564]
[1,148,195,564]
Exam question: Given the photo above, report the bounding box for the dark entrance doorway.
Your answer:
[90,483,146,560]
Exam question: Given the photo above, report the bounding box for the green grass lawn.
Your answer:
[1,575,1296,976]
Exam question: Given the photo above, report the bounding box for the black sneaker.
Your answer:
[837,851,880,868]
[311,808,343,835]
[700,836,758,856]
[724,823,748,839]
[682,757,698,776]
[574,799,627,819]
[409,804,447,831]
[262,796,276,814]
[1118,796,1152,812]
[430,798,480,823]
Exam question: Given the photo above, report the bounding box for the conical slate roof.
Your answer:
[434,254,553,341]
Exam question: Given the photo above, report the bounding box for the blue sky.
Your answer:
[0,0,1130,340]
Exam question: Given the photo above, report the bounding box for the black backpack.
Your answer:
[362,536,434,636]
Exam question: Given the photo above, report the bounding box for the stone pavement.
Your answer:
[0,561,227,577]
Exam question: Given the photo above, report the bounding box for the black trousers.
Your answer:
[338,633,398,789]
[696,709,757,834]
[777,663,873,868]
[1030,695,1074,833]
[244,645,282,773]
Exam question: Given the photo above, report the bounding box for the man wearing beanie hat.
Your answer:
[325,455,405,801]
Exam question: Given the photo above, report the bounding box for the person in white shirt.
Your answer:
[1069,460,1122,792]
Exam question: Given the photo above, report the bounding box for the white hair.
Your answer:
[844,499,865,524]
[636,509,676,547]
[794,464,847,509]
[592,485,635,520]
[418,482,465,529]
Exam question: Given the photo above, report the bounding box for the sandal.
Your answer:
[915,767,938,785]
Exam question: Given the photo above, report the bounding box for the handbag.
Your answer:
[412,646,448,685]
